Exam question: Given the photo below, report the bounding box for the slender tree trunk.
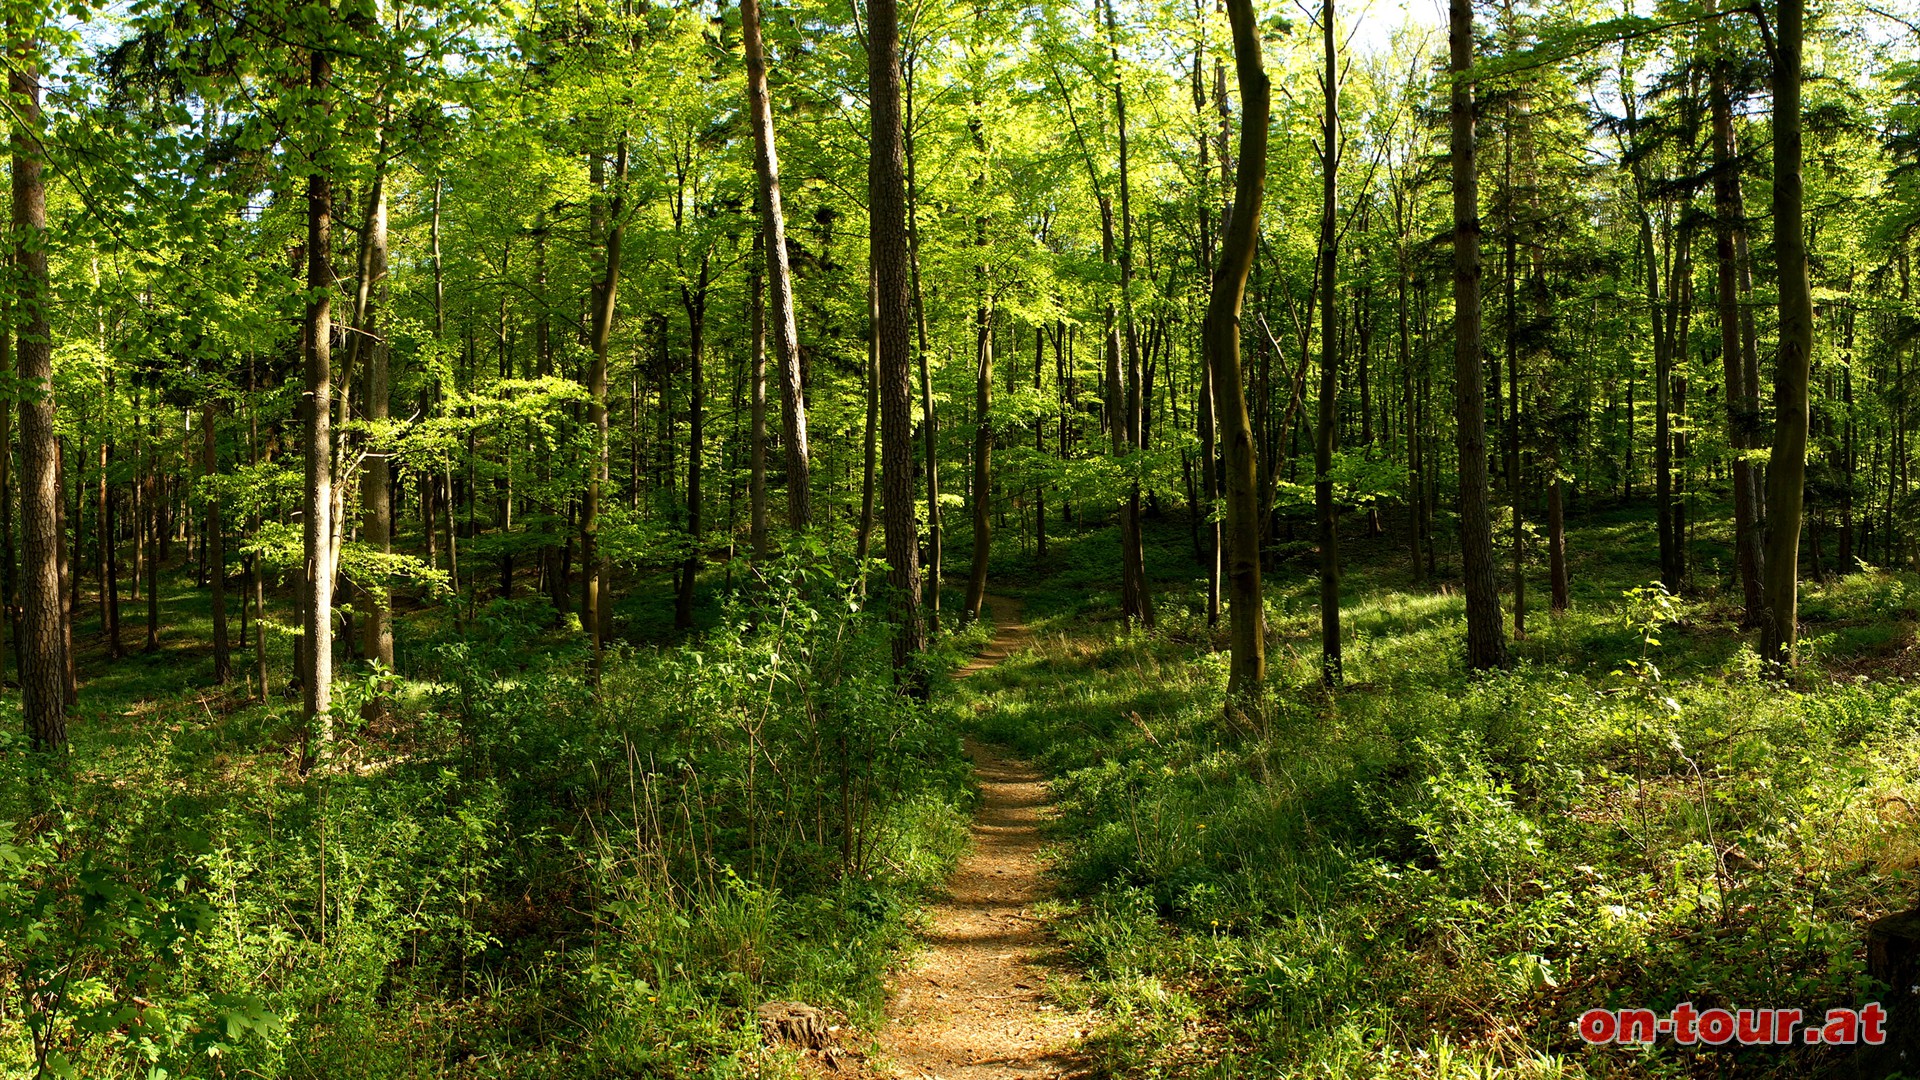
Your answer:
[99,401,120,658]
[675,265,707,631]
[869,0,926,686]
[301,35,335,760]
[1315,0,1342,687]
[856,277,879,564]
[1209,0,1269,702]
[143,392,158,654]
[964,273,992,620]
[582,140,627,674]
[1397,208,1423,584]
[1105,0,1153,629]
[359,175,392,706]
[54,440,73,705]
[1708,14,1764,622]
[249,360,268,700]
[749,224,769,561]
[1449,0,1508,670]
[205,402,230,683]
[1761,0,1812,670]
[743,0,811,530]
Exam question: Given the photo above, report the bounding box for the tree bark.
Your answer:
[1315,0,1342,687]
[749,223,769,561]
[1761,0,1812,670]
[1708,3,1765,623]
[1449,0,1509,670]
[582,140,627,674]
[856,277,879,564]
[205,402,231,683]
[675,261,707,631]
[301,33,335,760]
[742,0,812,531]
[869,0,927,686]
[1208,0,1269,702]
[359,173,393,701]
[13,37,65,752]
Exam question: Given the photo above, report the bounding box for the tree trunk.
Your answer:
[964,272,992,621]
[582,140,627,674]
[1449,0,1508,671]
[100,402,120,659]
[749,224,769,561]
[301,35,335,761]
[1761,0,1812,670]
[359,173,393,704]
[1708,12,1764,623]
[1209,0,1269,702]
[13,38,65,752]
[1315,0,1342,687]
[675,263,707,632]
[205,402,231,683]
[1106,0,1153,629]
[743,0,812,531]
[868,0,926,687]
[856,277,878,564]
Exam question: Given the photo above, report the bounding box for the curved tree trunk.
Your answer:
[1208,0,1269,702]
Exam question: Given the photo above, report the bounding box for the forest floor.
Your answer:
[869,596,1092,1079]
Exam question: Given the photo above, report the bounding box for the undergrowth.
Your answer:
[0,553,981,1078]
[962,513,1920,1079]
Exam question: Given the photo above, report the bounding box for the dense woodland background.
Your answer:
[0,0,1918,1073]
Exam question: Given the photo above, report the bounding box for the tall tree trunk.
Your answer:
[1105,0,1153,629]
[205,402,231,683]
[359,174,392,703]
[869,0,926,687]
[249,360,268,700]
[905,63,941,631]
[582,140,627,675]
[742,0,811,531]
[301,34,335,760]
[1315,0,1342,687]
[12,41,63,751]
[1208,0,1269,702]
[964,269,992,619]
[1449,0,1508,670]
[749,224,769,561]
[1761,0,1812,670]
[1708,14,1764,622]
[99,396,120,658]
[55,440,74,705]
[675,264,707,632]
[1396,201,1423,584]
[856,277,879,564]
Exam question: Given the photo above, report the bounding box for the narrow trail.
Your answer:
[870,595,1089,1080]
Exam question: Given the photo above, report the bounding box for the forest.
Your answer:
[0,0,1918,1073]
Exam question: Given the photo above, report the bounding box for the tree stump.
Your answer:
[1855,909,1920,1072]
[755,1000,835,1051]
[1868,909,1920,1001]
